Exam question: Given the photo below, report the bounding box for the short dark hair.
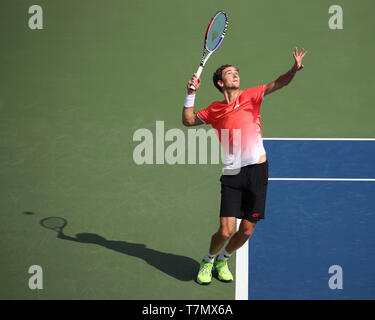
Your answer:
[213,64,238,92]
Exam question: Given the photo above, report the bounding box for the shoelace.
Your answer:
[216,261,230,274]
[221,266,230,275]
[201,263,212,274]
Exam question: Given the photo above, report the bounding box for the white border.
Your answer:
[235,219,248,300]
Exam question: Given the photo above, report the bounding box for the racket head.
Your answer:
[40,217,67,233]
[204,11,228,52]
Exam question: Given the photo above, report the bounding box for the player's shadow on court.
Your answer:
[53,229,199,282]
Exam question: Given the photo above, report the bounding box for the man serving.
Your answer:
[182,47,307,285]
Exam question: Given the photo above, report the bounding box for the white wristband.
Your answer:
[184,93,195,108]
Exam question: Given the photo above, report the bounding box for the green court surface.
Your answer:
[0,0,374,299]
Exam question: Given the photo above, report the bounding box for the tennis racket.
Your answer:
[190,11,229,90]
[40,217,67,234]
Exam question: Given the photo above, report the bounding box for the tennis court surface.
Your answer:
[1,0,374,300]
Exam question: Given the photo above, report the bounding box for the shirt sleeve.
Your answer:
[197,106,211,125]
[255,84,267,104]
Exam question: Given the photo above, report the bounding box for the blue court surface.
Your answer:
[243,139,375,300]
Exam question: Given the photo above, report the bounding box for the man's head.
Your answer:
[213,64,240,93]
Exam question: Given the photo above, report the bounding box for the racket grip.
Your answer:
[190,66,204,90]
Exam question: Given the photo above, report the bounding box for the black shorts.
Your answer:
[219,161,269,223]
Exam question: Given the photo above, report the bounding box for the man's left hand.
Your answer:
[292,47,308,72]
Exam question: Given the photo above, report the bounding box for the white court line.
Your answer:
[235,219,248,300]
[269,178,375,182]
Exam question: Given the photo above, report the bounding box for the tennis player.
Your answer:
[182,47,307,285]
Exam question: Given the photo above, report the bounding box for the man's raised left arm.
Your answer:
[264,47,307,97]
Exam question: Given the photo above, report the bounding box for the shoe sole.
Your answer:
[217,278,233,283]
[196,278,211,285]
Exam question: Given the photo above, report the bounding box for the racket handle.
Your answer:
[196,65,204,78]
[190,65,204,90]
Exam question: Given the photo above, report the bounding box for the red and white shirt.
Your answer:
[197,85,267,169]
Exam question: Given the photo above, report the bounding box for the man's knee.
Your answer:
[217,217,236,240]
[239,220,256,238]
[240,228,253,238]
[218,227,235,240]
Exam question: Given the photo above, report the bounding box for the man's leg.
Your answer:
[224,218,256,254]
[198,218,256,284]
[212,218,255,283]
[208,217,237,256]
[196,217,236,285]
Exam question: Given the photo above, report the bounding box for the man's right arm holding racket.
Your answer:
[182,73,204,126]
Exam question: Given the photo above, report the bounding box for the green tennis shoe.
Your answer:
[214,257,233,282]
[197,260,214,285]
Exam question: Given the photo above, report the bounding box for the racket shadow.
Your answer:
[40,217,199,282]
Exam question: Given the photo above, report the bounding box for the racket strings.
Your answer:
[205,11,228,52]
[40,217,67,230]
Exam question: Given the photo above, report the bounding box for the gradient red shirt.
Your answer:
[197,85,266,168]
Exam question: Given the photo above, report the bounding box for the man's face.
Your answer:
[219,66,240,91]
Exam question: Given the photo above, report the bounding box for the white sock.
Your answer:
[217,248,232,261]
[204,253,215,264]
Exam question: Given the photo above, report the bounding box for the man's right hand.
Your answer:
[187,73,201,94]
